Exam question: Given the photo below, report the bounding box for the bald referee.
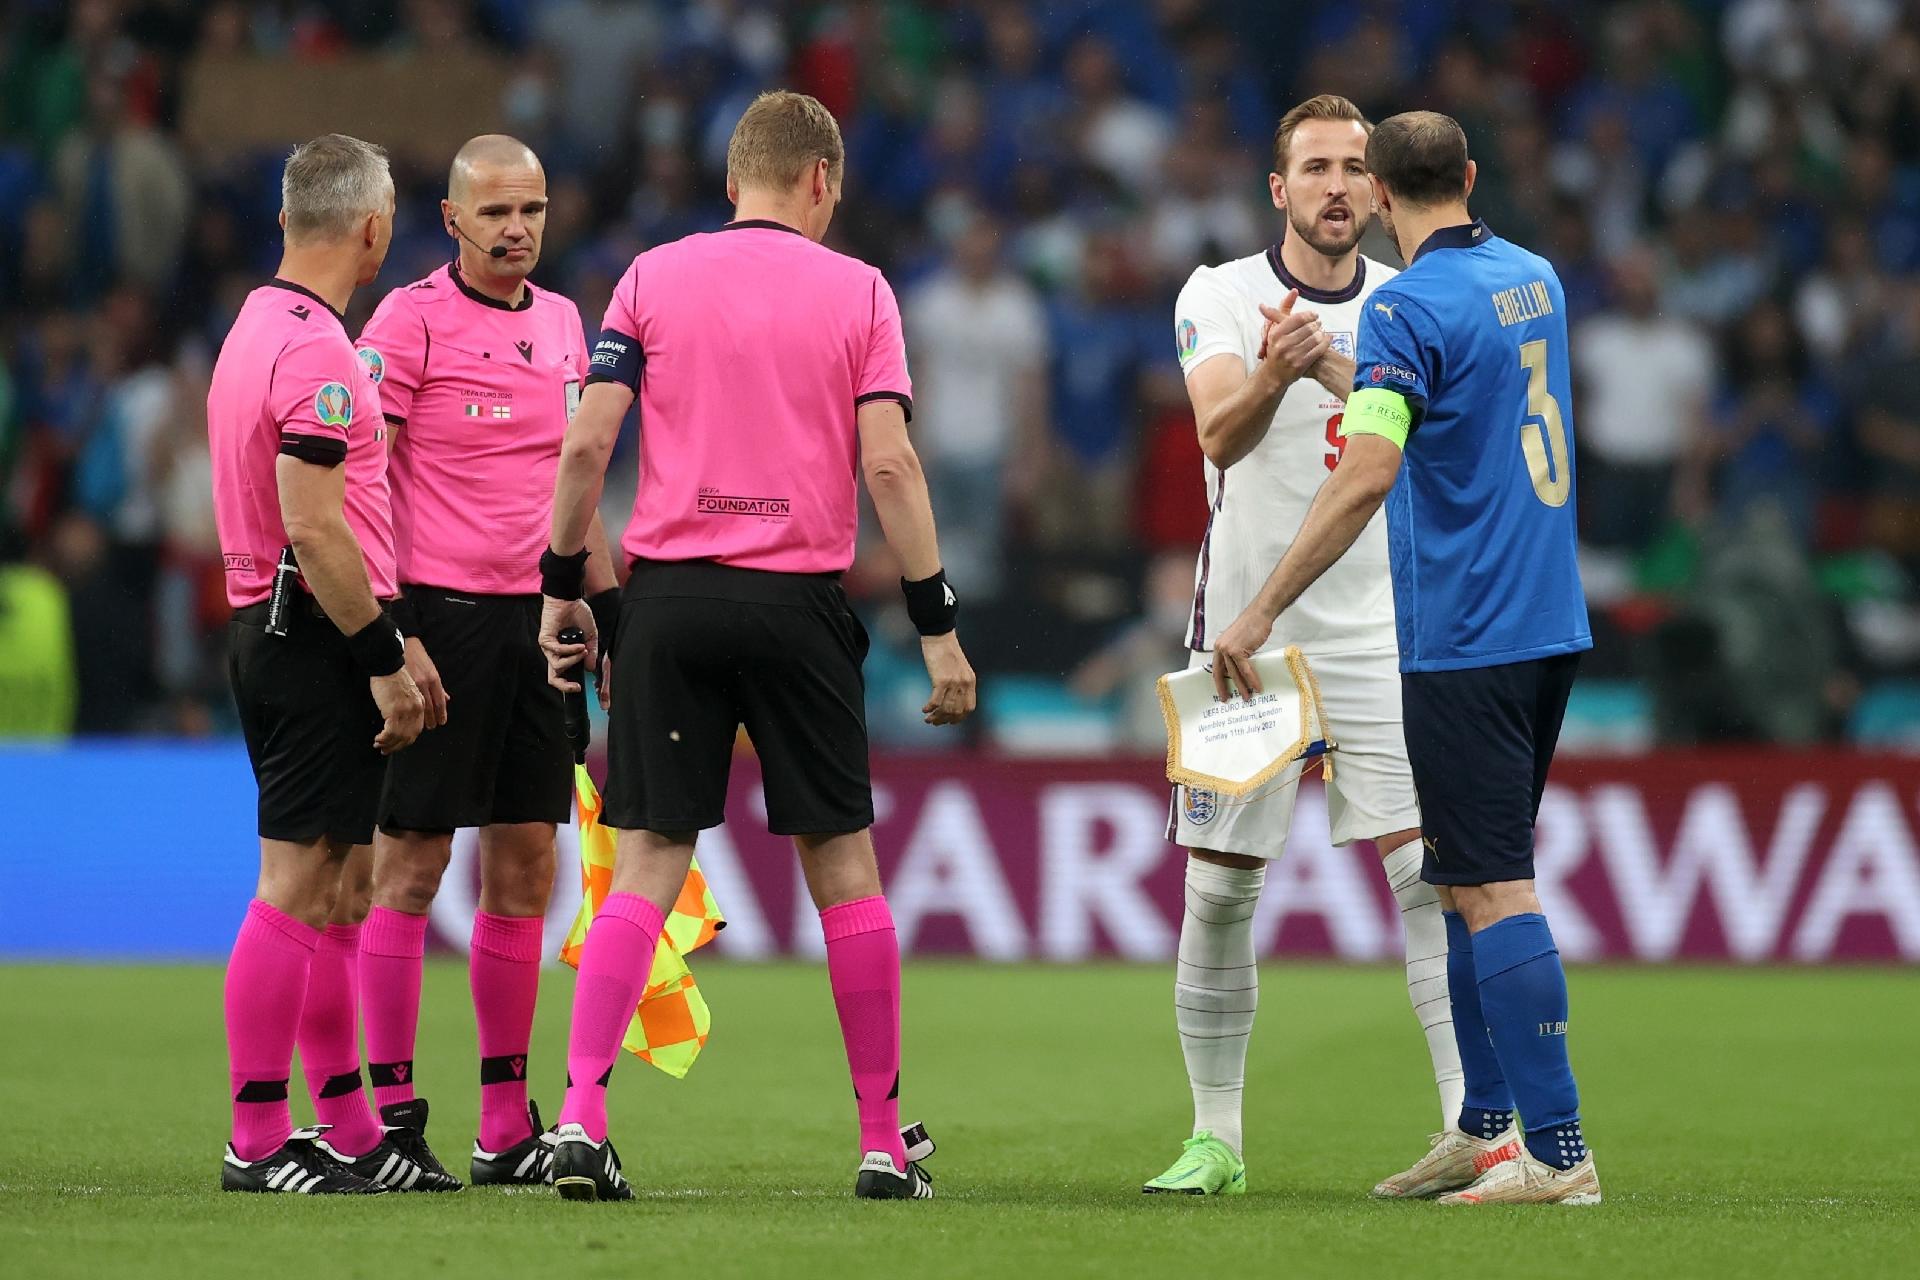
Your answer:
[209,134,423,1194]
[350,134,618,1189]
[536,91,975,1202]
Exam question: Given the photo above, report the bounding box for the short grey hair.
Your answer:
[282,133,392,243]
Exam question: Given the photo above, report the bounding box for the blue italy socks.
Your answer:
[1444,911,1515,1140]
[1471,912,1586,1169]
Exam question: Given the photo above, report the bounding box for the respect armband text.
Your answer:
[1341,387,1413,450]
[585,327,643,391]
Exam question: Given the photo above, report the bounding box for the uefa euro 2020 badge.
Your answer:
[314,382,354,429]
[1176,318,1199,362]
[357,346,385,385]
[1184,786,1218,826]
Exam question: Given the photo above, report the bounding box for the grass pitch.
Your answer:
[1,961,1913,1278]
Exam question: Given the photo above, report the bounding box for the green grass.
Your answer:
[1,962,1914,1278]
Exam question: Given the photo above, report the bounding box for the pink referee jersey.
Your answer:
[357,263,589,596]
[591,220,912,574]
[209,280,395,608]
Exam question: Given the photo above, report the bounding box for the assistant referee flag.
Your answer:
[560,766,725,1078]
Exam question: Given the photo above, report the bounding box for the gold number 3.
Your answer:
[1518,339,1571,507]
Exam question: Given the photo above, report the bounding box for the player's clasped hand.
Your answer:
[538,594,598,693]
[403,636,450,729]
[1211,608,1274,703]
[1253,288,1331,387]
[370,667,427,754]
[920,632,978,726]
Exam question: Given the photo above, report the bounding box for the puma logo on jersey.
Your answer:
[1373,301,1400,320]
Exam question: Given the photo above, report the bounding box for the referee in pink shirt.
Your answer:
[537,91,976,1202]
[350,135,618,1189]
[208,134,424,1195]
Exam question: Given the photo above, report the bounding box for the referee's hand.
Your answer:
[370,668,427,754]
[538,595,597,693]
[1212,609,1273,702]
[403,637,450,729]
[920,632,977,726]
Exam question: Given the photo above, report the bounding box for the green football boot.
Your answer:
[1142,1131,1246,1196]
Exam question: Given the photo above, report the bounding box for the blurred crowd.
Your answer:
[3,0,1920,746]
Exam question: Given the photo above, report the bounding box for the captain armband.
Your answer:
[1341,387,1414,450]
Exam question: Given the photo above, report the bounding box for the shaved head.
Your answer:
[449,133,541,202]
[442,134,549,296]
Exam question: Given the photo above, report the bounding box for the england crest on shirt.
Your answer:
[1329,330,1355,358]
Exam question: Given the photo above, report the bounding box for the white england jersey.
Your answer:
[1174,248,1399,656]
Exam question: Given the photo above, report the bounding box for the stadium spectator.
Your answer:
[905,210,1049,598]
[52,64,191,301]
[1572,248,1715,551]
[1859,283,1920,573]
[1699,299,1832,545]
[1062,34,1172,196]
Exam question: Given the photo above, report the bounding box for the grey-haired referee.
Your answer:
[208,133,423,1195]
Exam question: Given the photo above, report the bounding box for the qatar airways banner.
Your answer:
[1,746,1915,962]
[434,752,1918,964]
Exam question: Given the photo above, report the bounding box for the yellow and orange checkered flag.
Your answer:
[560,764,725,1079]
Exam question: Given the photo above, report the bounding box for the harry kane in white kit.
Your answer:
[1143,95,1467,1199]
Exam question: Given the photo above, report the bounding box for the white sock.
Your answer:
[1384,840,1465,1130]
[1175,856,1265,1158]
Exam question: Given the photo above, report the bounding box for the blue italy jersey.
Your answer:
[1352,219,1592,672]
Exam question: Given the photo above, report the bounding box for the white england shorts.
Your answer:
[1167,646,1420,857]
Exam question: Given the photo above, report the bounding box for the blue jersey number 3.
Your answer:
[1519,339,1572,507]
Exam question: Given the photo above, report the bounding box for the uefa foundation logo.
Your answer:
[1183,786,1218,826]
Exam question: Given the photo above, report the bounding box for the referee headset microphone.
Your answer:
[447,216,508,259]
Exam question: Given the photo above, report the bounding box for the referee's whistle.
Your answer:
[558,625,590,763]
[264,545,299,638]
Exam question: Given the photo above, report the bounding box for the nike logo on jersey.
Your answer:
[1373,302,1399,320]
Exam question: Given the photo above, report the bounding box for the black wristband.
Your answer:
[587,588,622,660]
[900,569,959,636]
[540,546,590,599]
[347,611,406,677]
[390,591,420,638]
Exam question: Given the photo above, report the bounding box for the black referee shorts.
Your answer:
[1402,653,1580,887]
[380,587,571,834]
[229,598,386,846]
[602,559,873,836]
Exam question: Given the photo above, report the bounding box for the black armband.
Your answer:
[587,587,622,660]
[347,612,406,677]
[389,591,420,638]
[900,569,959,636]
[278,433,347,467]
[540,546,590,600]
[586,327,644,390]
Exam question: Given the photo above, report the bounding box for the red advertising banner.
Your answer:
[430,753,1920,964]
